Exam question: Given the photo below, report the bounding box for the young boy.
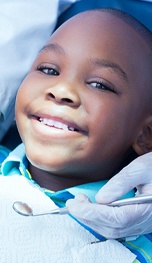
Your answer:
[1,8,152,262]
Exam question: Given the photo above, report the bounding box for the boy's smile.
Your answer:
[30,110,88,138]
[15,10,152,190]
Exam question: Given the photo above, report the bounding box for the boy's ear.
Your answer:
[132,116,152,155]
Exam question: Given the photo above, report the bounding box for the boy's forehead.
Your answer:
[50,11,146,50]
[46,12,150,70]
[53,11,126,37]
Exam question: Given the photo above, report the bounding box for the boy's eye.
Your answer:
[37,66,59,76]
[90,81,115,93]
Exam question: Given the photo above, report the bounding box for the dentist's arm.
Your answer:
[67,152,152,239]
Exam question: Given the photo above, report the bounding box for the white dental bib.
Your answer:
[0,175,136,263]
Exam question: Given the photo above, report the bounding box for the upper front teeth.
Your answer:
[39,118,74,131]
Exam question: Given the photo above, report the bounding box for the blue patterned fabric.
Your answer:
[0,145,10,172]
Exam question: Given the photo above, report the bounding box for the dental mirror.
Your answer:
[13,201,69,216]
[13,195,152,217]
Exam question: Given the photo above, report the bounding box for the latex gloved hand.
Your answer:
[66,152,152,240]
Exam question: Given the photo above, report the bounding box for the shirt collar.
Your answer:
[1,143,109,202]
[1,143,26,175]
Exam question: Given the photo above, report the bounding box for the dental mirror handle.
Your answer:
[39,206,69,215]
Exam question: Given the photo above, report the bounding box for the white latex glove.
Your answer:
[66,152,152,239]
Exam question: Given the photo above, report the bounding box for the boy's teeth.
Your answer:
[68,127,75,131]
[39,118,75,131]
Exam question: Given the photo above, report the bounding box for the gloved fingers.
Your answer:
[66,199,126,239]
[74,193,92,202]
[96,152,152,204]
[67,198,107,222]
[66,197,152,239]
[67,198,130,227]
[95,171,130,203]
[137,183,152,195]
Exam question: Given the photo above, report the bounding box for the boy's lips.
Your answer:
[31,114,88,135]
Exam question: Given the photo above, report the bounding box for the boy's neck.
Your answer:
[28,163,90,191]
[28,149,137,192]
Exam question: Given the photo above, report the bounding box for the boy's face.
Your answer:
[15,11,151,181]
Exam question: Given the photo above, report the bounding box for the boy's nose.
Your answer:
[45,85,80,107]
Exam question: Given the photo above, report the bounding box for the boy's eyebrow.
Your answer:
[90,58,128,83]
[40,43,128,83]
[39,43,65,55]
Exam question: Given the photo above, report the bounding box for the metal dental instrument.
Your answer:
[13,195,152,217]
[13,201,69,216]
